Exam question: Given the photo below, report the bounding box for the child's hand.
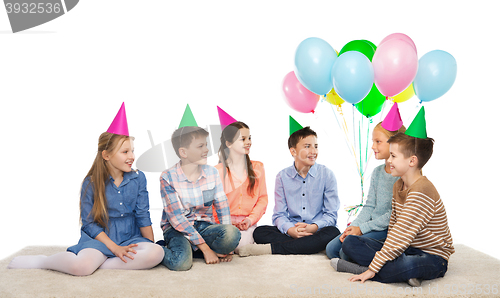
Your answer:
[340,226,362,243]
[348,269,375,283]
[202,248,220,264]
[235,218,252,231]
[288,223,313,239]
[304,223,318,234]
[294,222,308,229]
[111,244,138,263]
[346,226,362,236]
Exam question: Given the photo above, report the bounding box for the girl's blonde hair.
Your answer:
[81,132,133,229]
[374,121,406,138]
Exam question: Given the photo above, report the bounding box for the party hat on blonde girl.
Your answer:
[381,102,403,131]
[217,106,237,130]
[107,102,129,136]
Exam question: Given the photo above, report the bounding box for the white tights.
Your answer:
[8,242,164,276]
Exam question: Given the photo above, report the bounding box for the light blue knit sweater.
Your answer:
[351,164,400,234]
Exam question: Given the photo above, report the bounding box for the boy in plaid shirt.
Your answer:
[159,114,240,271]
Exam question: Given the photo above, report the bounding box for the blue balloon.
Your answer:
[295,37,337,95]
[413,50,457,102]
[331,51,374,104]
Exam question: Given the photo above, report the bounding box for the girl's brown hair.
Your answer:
[81,132,132,229]
[218,122,256,196]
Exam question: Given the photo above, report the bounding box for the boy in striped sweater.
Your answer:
[331,107,454,287]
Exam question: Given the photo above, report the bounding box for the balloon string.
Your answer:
[358,110,364,205]
[359,118,362,176]
[337,104,376,224]
[365,117,370,173]
[343,106,361,177]
[342,106,361,177]
[352,106,362,177]
[352,105,356,166]
[330,104,361,176]
[348,113,376,223]
[363,118,373,184]
[363,151,373,179]
[416,101,423,111]
[365,116,373,173]
[362,111,369,199]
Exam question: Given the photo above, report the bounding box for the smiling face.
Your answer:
[227,128,251,156]
[388,143,413,177]
[103,138,135,176]
[182,135,209,165]
[372,128,390,160]
[290,135,318,170]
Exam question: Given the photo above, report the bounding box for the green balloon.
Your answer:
[361,39,377,52]
[339,40,376,61]
[355,84,386,118]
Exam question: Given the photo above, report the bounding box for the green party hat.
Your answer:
[405,106,427,139]
[178,104,198,128]
[289,115,304,136]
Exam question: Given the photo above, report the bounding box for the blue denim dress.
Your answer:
[67,170,153,257]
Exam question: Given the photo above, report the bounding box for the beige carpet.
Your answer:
[1,244,499,297]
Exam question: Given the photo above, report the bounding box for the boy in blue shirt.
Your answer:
[239,123,340,256]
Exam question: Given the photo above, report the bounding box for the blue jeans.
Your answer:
[342,236,448,283]
[325,229,388,260]
[161,221,240,271]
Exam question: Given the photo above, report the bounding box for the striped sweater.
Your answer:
[369,176,454,273]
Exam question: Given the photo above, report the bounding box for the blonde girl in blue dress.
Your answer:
[8,105,164,276]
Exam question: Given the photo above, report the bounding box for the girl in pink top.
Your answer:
[214,122,268,253]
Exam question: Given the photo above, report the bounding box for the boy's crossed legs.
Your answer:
[240,225,340,256]
[337,235,448,283]
[161,221,240,271]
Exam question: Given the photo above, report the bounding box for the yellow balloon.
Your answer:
[325,88,345,106]
[392,83,415,103]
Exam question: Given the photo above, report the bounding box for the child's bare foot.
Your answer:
[217,253,233,262]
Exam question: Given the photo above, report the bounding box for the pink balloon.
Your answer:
[282,71,320,113]
[372,39,418,97]
[379,33,417,54]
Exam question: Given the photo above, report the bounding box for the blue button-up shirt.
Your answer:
[272,162,339,234]
[80,170,152,244]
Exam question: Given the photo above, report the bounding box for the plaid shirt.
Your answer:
[160,162,231,247]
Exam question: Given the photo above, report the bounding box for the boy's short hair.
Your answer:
[288,126,317,149]
[387,133,434,169]
[171,126,209,158]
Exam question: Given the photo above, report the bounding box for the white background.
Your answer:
[1,1,498,261]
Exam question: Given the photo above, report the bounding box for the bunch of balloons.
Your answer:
[282,33,457,118]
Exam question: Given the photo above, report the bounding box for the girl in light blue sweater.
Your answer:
[326,122,405,259]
